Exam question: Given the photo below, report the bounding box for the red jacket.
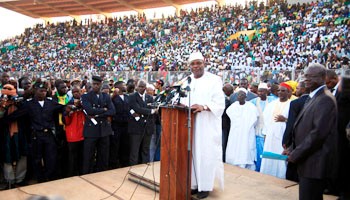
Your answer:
[65,110,85,142]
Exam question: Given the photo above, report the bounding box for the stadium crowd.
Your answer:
[0,0,349,73]
[0,62,349,199]
[0,0,350,199]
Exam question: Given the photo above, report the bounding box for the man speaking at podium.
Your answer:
[180,51,225,199]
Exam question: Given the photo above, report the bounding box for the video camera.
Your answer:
[0,95,24,103]
[68,99,82,111]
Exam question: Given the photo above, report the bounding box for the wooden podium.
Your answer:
[160,106,195,200]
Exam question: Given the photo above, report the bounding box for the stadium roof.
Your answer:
[0,0,211,18]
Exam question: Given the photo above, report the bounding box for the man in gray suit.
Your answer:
[287,64,338,200]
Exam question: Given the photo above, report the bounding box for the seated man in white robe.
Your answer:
[226,88,258,170]
[260,82,291,179]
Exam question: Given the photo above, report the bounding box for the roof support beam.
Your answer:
[35,0,75,18]
[160,0,180,9]
[111,0,143,14]
[71,0,110,17]
[2,2,41,18]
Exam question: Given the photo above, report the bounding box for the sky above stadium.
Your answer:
[0,0,268,41]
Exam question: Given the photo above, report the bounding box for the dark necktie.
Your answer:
[304,96,311,106]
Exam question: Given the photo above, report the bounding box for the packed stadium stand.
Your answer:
[0,0,349,73]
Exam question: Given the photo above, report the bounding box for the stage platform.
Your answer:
[0,162,337,200]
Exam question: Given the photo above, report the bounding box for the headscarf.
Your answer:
[280,82,292,91]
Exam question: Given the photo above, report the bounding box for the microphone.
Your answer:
[173,76,191,88]
[185,76,191,92]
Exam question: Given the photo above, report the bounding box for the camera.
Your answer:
[0,95,8,102]
[72,99,82,109]
[0,95,24,109]
[0,95,23,103]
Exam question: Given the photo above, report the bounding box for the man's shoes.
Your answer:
[15,181,28,187]
[0,183,7,190]
[191,189,198,195]
[0,182,14,190]
[197,191,210,199]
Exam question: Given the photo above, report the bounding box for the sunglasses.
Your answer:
[3,87,13,90]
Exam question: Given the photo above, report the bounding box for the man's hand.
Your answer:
[152,108,159,114]
[112,88,119,98]
[65,105,73,113]
[282,144,290,156]
[275,115,287,122]
[191,104,204,113]
[132,113,140,118]
[0,99,7,109]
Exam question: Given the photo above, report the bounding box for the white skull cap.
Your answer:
[188,51,204,64]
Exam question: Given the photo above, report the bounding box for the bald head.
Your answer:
[325,69,339,90]
[304,64,326,92]
[136,79,147,95]
[223,83,234,97]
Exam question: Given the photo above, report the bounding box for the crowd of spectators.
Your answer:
[0,0,349,74]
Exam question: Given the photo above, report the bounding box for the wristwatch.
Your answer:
[203,105,208,111]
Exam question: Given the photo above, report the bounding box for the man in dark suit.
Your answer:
[222,83,234,162]
[128,80,158,166]
[288,64,338,200]
[81,76,115,174]
[326,70,350,199]
[5,79,64,182]
[282,81,309,182]
[110,81,131,168]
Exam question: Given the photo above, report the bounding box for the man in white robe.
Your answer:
[226,88,258,170]
[180,51,225,199]
[249,83,275,172]
[260,83,291,179]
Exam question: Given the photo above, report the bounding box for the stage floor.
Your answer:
[0,162,337,200]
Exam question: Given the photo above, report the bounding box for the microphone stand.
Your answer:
[185,77,191,200]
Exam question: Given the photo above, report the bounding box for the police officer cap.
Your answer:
[92,76,103,82]
[33,78,48,89]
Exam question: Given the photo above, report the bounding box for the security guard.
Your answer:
[81,76,115,174]
[6,79,64,182]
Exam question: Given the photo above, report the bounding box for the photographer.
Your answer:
[0,84,27,188]
[5,79,64,183]
[64,86,84,176]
